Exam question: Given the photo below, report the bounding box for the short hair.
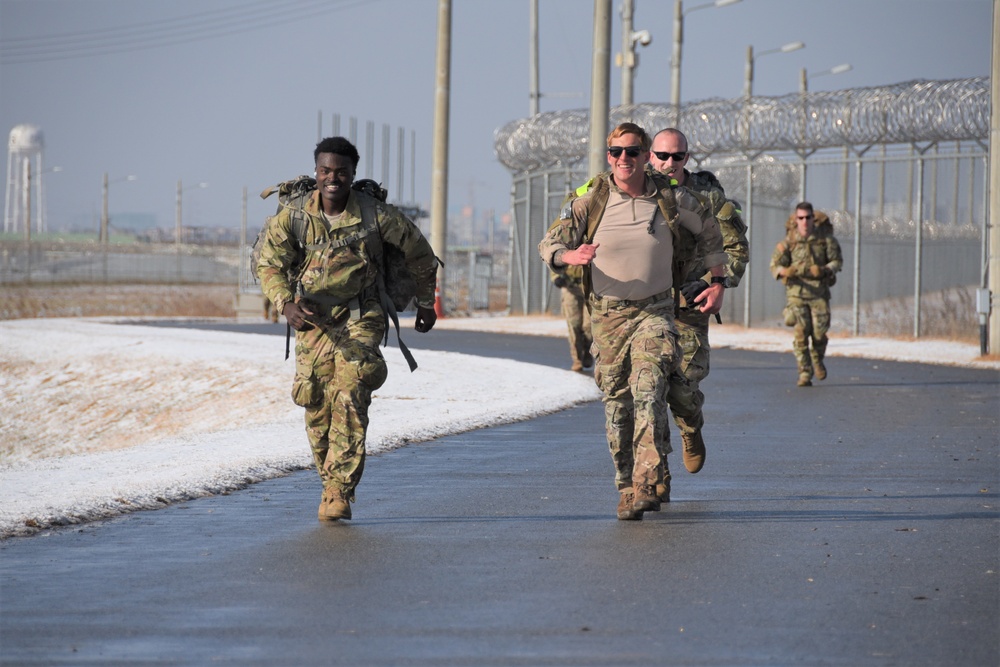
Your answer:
[607,122,650,150]
[314,136,360,168]
[652,128,688,151]
[795,201,814,214]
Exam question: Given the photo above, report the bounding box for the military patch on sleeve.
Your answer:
[559,203,573,220]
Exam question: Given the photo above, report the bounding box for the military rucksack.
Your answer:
[253,175,429,370]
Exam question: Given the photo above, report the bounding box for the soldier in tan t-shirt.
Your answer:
[538,122,726,521]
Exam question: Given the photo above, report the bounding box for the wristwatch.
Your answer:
[711,276,732,288]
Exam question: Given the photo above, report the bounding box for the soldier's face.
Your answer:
[795,210,815,237]
[315,153,355,206]
[606,133,648,188]
[649,132,688,183]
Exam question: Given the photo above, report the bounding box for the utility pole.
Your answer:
[620,0,635,106]
[588,0,612,177]
[430,0,451,316]
[987,0,999,354]
[529,0,540,116]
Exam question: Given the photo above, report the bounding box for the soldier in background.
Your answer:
[549,263,593,373]
[256,137,438,521]
[648,128,749,498]
[539,122,727,521]
[770,202,843,387]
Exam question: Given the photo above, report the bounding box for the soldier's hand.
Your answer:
[283,302,315,331]
[680,279,709,304]
[808,265,826,278]
[783,265,799,279]
[694,282,724,315]
[561,243,599,266]
[414,305,437,333]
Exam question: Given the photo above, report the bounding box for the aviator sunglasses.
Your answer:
[652,151,688,162]
[607,145,644,158]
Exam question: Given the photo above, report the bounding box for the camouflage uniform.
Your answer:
[769,210,842,383]
[539,172,725,495]
[665,170,749,461]
[257,188,437,503]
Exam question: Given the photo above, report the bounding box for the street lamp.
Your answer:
[799,63,852,93]
[175,179,208,246]
[100,173,137,244]
[670,0,741,123]
[617,0,652,106]
[744,40,805,99]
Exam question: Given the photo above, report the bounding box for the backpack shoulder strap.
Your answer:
[357,193,419,373]
[582,176,610,243]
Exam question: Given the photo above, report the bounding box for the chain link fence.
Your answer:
[1,241,239,285]
[496,77,989,339]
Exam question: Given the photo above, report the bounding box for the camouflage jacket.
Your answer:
[681,170,749,287]
[256,188,437,315]
[769,211,842,300]
[538,171,725,300]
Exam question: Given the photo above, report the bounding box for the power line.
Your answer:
[0,0,375,65]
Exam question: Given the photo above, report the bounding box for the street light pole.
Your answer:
[744,40,805,99]
[799,63,852,93]
[617,0,650,107]
[101,173,136,245]
[621,0,634,106]
[670,0,741,125]
[175,179,208,246]
[175,179,182,247]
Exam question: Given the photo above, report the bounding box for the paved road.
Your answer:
[2,324,997,666]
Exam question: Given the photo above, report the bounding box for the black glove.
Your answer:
[552,276,567,288]
[680,279,709,304]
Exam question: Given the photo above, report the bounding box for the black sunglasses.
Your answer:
[652,151,687,162]
[607,145,644,158]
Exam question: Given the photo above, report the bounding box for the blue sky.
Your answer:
[0,0,991,237]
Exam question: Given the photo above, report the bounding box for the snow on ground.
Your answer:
[433,314,1000,371]
[1,315,995,538]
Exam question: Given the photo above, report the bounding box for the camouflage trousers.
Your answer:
[786,295,830,375]
[560,283,592,367]
[590,291,680,491]
[291,300,388,502]
[665,309,711,440]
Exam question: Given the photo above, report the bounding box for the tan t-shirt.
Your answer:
[590,181,672,301]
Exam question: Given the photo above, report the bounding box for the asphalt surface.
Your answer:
[2,323,998,666]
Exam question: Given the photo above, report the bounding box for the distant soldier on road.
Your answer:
[548,257,594,373]
[770,202,842,387]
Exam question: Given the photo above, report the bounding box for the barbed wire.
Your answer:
[494,77,989,173]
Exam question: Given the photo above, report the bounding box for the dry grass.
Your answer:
[1,284,237,320]
[859,286,980,344]
[1,283,984,349]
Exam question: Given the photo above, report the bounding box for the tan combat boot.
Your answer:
[656,467,671,503]
[682,430,706,473]
[797,372,813,387]
[633,484,661,512]
[318,486,352,521]
[617,488,643,521]
[811,346,827,381]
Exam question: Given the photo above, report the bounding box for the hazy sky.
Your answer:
[0,0,992,236]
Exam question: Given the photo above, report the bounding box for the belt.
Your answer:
[589,289,674,313]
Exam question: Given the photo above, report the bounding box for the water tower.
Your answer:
[4,124,49,234]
